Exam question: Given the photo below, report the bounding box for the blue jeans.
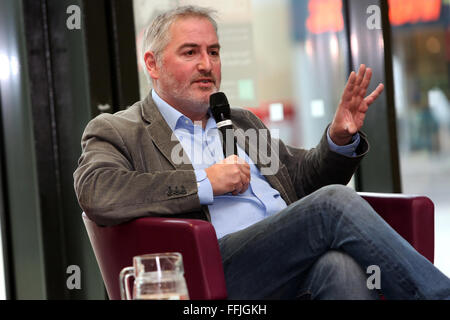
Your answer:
[218,185,450,299]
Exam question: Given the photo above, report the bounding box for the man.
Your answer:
[74,6,450,299]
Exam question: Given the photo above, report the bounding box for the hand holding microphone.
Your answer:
[205,92,250,196]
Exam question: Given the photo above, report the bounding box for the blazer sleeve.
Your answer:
[242,110,369,199]
[73,115,202,226]
[279,127,369,198]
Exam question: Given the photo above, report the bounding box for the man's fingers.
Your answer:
[240,163,250,177]
[220,156,250,195]
[342,71,357,102]
[360,68,373,93]
[232,180,244,195]
[223,155,248,165]
[355,64,366,87]
[343,65,366,101]
[342,65,373,104]
[239,171,249,194]
[365,83,384,105]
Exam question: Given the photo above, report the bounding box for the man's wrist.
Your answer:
[328,126,353,146]
[194,169,214,205]
[327,127,360,157]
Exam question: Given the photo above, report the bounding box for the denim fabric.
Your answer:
[296,250,381,300]
[218,185,450,300]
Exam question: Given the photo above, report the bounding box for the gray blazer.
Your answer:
[73,93,369,226]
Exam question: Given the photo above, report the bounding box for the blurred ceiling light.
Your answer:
[10,56,19,76]
[0,54,10,80]
[329,34,339,59]
[311,99,325,118]
[378,34,384,50]
[269,103,284,122]
[351,33,359,56]
[305,39,313,56]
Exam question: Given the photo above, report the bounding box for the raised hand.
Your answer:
[329,64,385,146]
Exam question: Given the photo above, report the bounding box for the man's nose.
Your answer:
[197,51,212,72]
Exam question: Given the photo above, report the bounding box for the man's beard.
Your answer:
[157,67,220,114]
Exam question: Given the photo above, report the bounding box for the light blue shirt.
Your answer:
[152,90,360,239]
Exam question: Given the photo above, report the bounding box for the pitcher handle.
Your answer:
[119,267,135,300]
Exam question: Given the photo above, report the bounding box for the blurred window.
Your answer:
[390,0,450,276]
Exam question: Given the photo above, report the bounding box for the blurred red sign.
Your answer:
[305,0,442,35]
[389,0,441,26]
[306,0,344,34]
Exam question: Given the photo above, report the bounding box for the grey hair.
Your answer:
[141,5,218,84]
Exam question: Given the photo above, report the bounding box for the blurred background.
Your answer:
[0,0,449,299]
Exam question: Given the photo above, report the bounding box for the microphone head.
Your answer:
[210,92,230,121]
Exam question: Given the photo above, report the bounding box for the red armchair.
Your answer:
[82,192,434,300]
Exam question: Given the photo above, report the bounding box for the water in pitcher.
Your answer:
[134,271,189,300]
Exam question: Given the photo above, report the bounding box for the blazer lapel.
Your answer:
[140,94,193,171]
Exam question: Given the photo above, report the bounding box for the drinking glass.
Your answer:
[119,252,189,300]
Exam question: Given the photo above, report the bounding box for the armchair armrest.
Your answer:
[358,192,434,263]
[82,214,227,300]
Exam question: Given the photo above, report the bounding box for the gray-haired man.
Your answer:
[74,6,450,299]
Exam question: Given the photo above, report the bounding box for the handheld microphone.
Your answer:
[210,92,237,157]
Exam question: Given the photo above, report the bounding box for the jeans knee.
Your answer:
[314,185,373,221]
[314,250,362,275]
[306,250,379,299]
[317,184,358,200]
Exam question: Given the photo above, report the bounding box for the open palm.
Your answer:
[329,64,384,146]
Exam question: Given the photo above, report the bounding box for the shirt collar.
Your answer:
[151,90,186,131]
[151,89,216,131]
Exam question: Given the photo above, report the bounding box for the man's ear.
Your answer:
[144,51,159,80]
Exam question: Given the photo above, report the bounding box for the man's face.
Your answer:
[152,16,221,115]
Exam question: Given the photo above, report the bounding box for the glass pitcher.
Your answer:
[119,252,189,300]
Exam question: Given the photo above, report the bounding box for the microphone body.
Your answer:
[210,92,238,157]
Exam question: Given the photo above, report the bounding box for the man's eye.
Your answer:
[210,50,219,56]
[185,50,194,56]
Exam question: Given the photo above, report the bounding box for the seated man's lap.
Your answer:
[218,184,369,299]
